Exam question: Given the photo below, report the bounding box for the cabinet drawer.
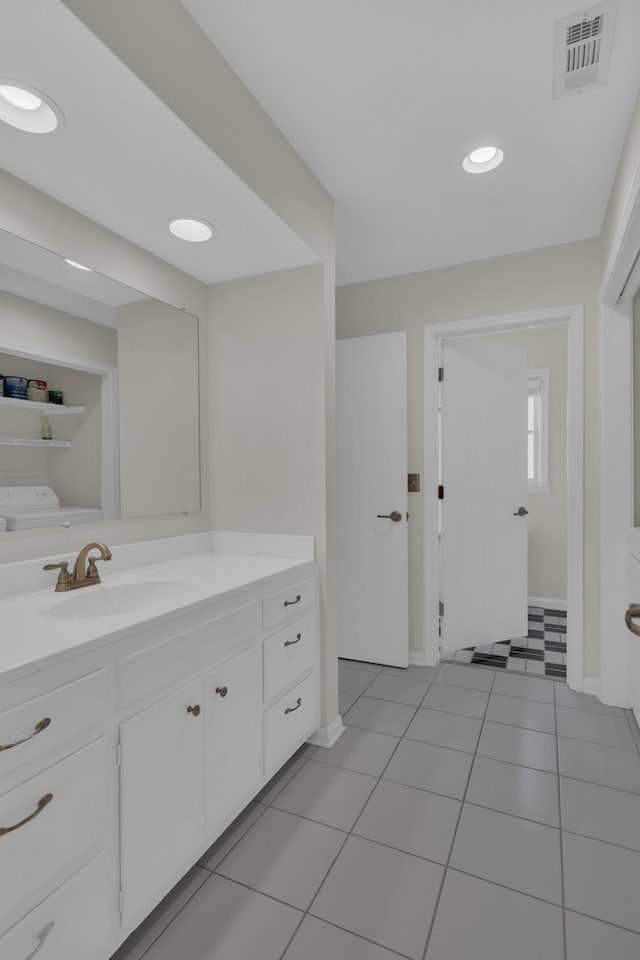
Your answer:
[0,670,107,794]
[0,854,109,960]
[0,738,107,931]
[262,579,314,634]
[264,673,317,776]
[118,603,259,710]
[263,616,315,703]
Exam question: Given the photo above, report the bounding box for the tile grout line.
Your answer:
[131,663,638,960]
[272,694,427,960]
[553,676,569,960]
[420,666,499,960]
[134,662,639,960]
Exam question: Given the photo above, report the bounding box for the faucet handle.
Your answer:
[43,561,71,591]
[86,555,109,581]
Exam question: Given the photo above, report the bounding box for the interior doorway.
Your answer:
[423,306,585,691]
[438,326,569,680]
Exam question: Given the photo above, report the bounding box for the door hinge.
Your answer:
[438,366,444,382]
[116,743,122,767]
[118,890,124,916]
[438,485,444,500]
[439,601,444,616]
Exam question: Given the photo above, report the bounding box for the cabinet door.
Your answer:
[205,646,262,835]
[120,679,205,927]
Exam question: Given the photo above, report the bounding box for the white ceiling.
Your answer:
[183,0,640,285]
[0,0,318,286]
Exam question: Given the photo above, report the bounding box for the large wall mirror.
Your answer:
[0,229,200,533]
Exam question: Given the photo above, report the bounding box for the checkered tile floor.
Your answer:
[444,606,567,679]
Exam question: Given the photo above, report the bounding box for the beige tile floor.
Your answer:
[113,659,640,960]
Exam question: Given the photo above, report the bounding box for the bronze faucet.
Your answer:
[43,542,112,592]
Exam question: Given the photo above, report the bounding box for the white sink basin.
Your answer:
[49,581,193,620]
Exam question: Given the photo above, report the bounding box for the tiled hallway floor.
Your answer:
[115,661,640,960]
[444,606,568,678]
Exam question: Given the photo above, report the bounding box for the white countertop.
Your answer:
[0,550,313,685]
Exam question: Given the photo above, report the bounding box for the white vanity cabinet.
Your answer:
[119,679,206,927]
[0,549,319,960]
[204,645,262,836]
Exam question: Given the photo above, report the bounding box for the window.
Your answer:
[528,369,550,493]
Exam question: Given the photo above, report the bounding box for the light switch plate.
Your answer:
[408,473,420,493]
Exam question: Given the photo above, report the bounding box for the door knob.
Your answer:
[625,604,640,637]
[513,507,529,517]
[377,511,402,522]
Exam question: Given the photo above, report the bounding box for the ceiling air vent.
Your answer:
[553,2,618,99]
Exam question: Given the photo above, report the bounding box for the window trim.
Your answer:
[528,368,550,494]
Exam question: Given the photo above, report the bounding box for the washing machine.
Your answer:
[0,487,103,530]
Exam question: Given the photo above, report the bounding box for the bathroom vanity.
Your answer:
[0,533,319,959]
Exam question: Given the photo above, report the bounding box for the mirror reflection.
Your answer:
[0,231,200,532]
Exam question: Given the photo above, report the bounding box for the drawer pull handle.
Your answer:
[285,698,302,715]
[284,633,302,648]
[0,793,53,837]
[216,686,228,698]
[187,705,201,717]
[25,921,55,960]
[0,717,51,752]
[284,595,301,608]
[625,604,640,637]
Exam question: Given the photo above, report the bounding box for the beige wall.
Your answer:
[208,264,338,724]
[337,238,601,676]
[635,291,640,525]
[117,300,200,519]
[467,326,568,601]
[0,290,117,368]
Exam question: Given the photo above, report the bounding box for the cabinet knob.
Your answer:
[284,633,302,648]
[283,595,301,608]
[216,686,228,698]
[187,704,201,717]
[285,697,302,715]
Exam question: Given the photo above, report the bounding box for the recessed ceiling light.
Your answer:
[64,258,92,272]
[463,145,504,175]
[169,217,215,243]
[0,80,63,134]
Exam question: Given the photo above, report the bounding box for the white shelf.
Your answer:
[0,396,85,416]
[0,438,71,448]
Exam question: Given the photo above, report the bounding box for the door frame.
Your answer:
[599,162,640,707]
[423,306,585,691]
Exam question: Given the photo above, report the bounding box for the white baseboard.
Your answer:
[409,651,425,666]
[308,716,345,749]
[583,678,601,698]
[528,597,567,611]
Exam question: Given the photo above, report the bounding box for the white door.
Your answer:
[440,340,528,652]
[337,332,409,667]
